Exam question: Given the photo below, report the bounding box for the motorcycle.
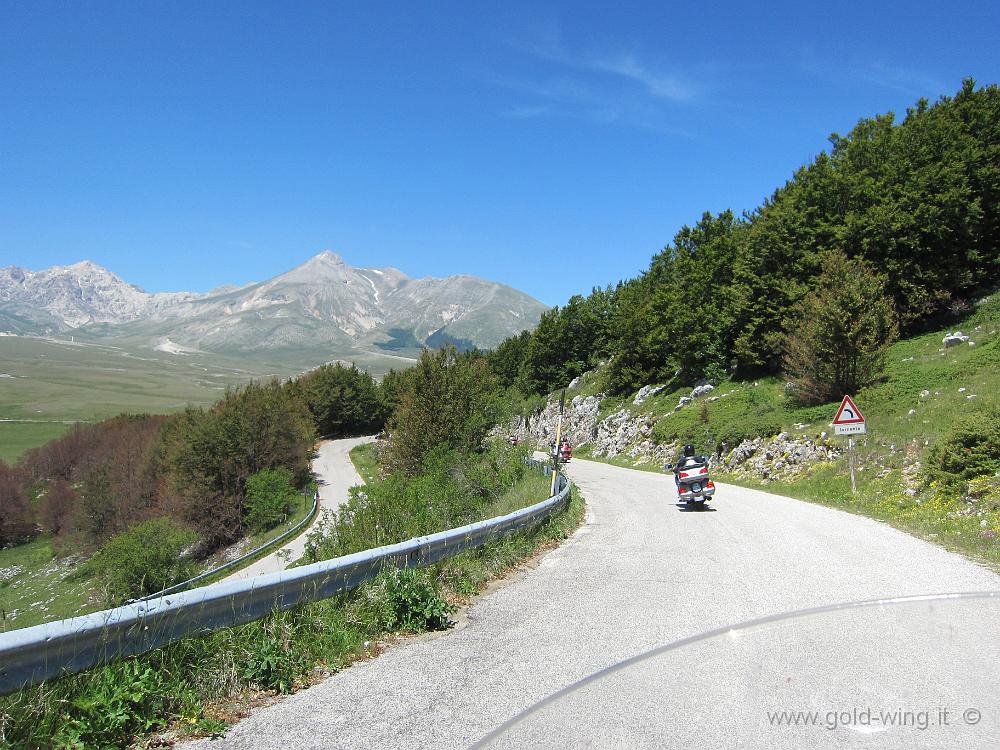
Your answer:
[550,440,573,463]
[559,441,572,463]
[665,456,715,505]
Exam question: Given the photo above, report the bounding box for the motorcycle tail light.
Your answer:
[699,467,708,475]
[707,481,715,489]
[679,471,689,478]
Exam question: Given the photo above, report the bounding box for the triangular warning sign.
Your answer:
[833,395,866,424]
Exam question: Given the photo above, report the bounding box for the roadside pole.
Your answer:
[833,395,867,495]
[550,390,566,495]
[848,438,857,494]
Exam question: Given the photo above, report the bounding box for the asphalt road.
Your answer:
[185,457,1000,749]
[220,437,372,583]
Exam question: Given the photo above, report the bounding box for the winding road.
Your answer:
[186,456,1000,749]
[220,437,372,583]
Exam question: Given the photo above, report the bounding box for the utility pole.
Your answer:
[550,390,566,495]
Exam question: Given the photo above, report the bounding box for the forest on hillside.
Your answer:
[490,79,1000,398]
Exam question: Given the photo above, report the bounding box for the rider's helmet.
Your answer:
[683,444,696,457]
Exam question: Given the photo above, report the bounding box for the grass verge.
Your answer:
[349,441,379,484]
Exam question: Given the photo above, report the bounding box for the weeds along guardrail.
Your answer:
[132,490,320,603]
[0,467,568,695]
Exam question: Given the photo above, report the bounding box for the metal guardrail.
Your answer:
[0,470,569,694]
[132,490,320,603]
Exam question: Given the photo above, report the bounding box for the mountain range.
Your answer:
[0,252,547,370]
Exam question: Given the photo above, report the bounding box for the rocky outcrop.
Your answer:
[633,384,666,405]
[499,382,842,482]
[943,331,972,347]
[592,409,645,457]
[524,394,602,449]
[725,433,841,481]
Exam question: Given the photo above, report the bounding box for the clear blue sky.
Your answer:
[2,1,998,306]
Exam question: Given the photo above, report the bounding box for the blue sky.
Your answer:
[2,1,998,306]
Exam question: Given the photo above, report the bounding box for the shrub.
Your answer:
[85,517,197,603]
[50,659,182,749]
[378,568,454,632]
[244,467,299,533]
[927,408,1000,485]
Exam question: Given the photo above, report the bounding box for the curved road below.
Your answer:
[220,436,372,583]
[187,457,999,748]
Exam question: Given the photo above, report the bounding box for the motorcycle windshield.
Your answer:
[471,592,1000,749]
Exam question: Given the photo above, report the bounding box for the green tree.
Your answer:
[244,467,299,533]
[730,79,1000,369]
[782,251,898,405]
[160,381,315,547]
[608,212,743,391]
[377,367,414,422]
[516,287,618,395]
[293,363,384,437]
[487,329,532,389]
[382,348,501,476]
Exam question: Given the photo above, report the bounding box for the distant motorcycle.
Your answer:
[550,440,573,463]
[559,441,572,463]
[665,455,715,505]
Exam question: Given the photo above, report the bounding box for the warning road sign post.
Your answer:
[832,395,867,494]
[833,395,867,435]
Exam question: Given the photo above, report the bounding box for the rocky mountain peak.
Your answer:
[1,253,548,360]
[313,250,345,265]
[0,260,196,329]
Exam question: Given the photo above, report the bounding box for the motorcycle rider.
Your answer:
[673,444,704,491]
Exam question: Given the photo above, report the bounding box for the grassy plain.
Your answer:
[0,422,71,463]
[0,335,290,461]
